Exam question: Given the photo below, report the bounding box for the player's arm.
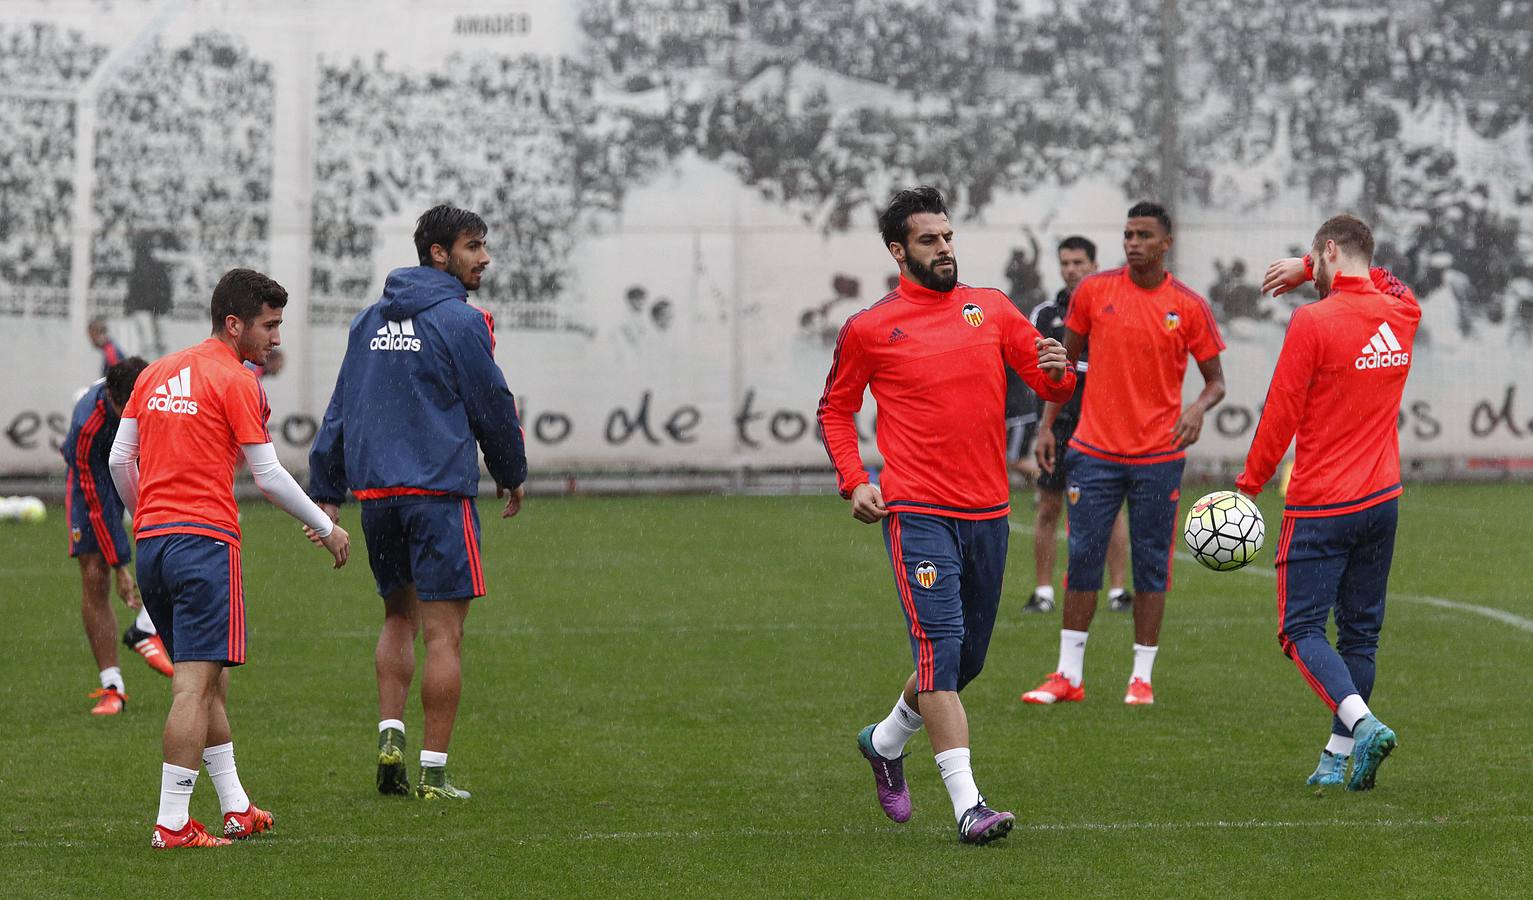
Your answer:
[451,311,528,519]
[1236,310,1318,496]
[242,442,350,568]
[1000,307,1073,399]
[107,417,140,513]
[816,316,883,522]
[1264,255,1417,305]
[1173,355,1226,449]
[307,364,349,518]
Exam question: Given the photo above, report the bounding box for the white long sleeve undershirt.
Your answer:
[108,418,331,537]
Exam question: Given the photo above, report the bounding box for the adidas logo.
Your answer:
[1354,322,1409,370]
[176,778,195,787]
[370,318,422,352]
[146,367,198,415]
[1102,303,1117,315]
[888,327,908,344]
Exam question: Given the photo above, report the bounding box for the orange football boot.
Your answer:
[88,687,126,716]
[151,818,231,849]
[1124,677,1155,705]
[1020,672,1085,705]
[223,804,274,839]
[124,627,174,678]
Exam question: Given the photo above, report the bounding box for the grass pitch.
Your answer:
[2,484,1531,897]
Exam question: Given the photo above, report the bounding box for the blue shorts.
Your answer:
[1064,449,1186,593]
[137,533,245,666]
[1275,500,1398,735]
[882,512,1009,693]
[66,468,132,566]
[361,498,485,601]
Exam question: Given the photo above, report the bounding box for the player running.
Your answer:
[63,356,173,716]
[1015,236,1132,615]
[110,268,350,849]
[1239,215,1419,791]
[309,205,527,801]
[819,186,1075,844]
[1022,202,1226,707]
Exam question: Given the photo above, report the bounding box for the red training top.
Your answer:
[122,338,272,546]
[1064,267,1225,464]
[1236,269,1420,517]
[818,276,1076,519]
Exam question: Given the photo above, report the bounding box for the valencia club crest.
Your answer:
[1164,310,1181,330]
[961,303,984,327]
[915,560,938,589]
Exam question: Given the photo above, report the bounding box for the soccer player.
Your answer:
[819,186,1075,844]
[1022,202,1225,706]
[63,356,173,716]
[110,268,350,849]
[1016,236,1131,615]
[87,317,125,377]
[1240,215,1419,791]
[309,205,527,801]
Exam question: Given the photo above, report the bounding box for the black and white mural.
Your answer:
[3,0,1531,472]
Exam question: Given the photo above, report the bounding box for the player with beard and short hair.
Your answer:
[309,205,527,801]
[819,186,1076,844]
[1022,202,1226,707]
[110,268,351,849]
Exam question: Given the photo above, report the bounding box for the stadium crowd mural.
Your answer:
[2,0,1532,473]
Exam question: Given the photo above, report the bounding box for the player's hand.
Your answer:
[1262,257,1308,296]
[1035,427,1058,475]
[1173,404,1206,449]
[319,522,350,569]
[1035,337,1068,381]
[849,482,889,524]
[1015,456,1040,482]
[114,565,142,611]
[498,483,525,519]
[304,503,341,546]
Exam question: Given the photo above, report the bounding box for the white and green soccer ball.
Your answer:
[1183,490,1264,572]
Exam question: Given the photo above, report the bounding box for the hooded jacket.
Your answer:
[308,266,526,505]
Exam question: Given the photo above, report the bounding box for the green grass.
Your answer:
[2,484,1531,897]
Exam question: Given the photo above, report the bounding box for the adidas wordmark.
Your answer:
[1354,322,1408,370]
[371,319,421,352]
[146,367,198,415]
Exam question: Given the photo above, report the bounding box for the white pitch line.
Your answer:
[6,815,1527,850]
[1007,519,1533,634]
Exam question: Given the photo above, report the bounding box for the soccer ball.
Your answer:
[1183,490,1264,571]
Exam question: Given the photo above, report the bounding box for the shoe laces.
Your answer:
[88,687,125,699]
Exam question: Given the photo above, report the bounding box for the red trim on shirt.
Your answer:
[353,486,452,501]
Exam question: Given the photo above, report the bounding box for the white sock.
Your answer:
[421,749,448,769]
[1107,587,1127,601]
[1336,694,1371,731]
[871,695,923,758]
[1325,734,1355,756]
[1131,643,1158,684]
[379,718,405,734]
[202,741,251,815]
[156,763,198,831]
[1058,629,1089,686]
[934,747,980,821]
[99,666,124,693]
[134,607,156,634]
[1033,584,1055,602]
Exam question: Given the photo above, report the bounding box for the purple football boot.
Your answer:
[856,724,912,823]
[957,800,1015,845]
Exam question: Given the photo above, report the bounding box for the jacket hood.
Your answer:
[378,267,468,320]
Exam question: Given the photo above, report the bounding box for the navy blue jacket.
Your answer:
[62,380,123,493]
[308,267,527,505]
